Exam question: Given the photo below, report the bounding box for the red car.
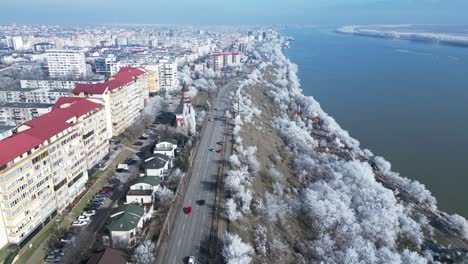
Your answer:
[100,188,112,194]
[216,149,222,154]
[185,206,192,215]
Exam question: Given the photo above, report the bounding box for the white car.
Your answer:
[188,256,195,264]
[78,215,90,221]
[208,118,214,121]
[72,220,88,226]
[83,210,96,217]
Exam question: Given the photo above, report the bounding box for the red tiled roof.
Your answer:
[0,133,44,167]
[23,109,75,141]
[0,98,105,168]
[53,97,102,117]
[72,67,146,95]
[52,97,86,110]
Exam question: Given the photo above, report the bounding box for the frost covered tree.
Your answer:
[132,240,156,264]
[222,233,254,264]
[155,186,175,209]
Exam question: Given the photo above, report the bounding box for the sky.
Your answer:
[1,0,468,25]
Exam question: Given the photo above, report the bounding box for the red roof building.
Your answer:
[72,67,145,95]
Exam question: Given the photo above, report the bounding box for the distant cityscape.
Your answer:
[0,24,277,263]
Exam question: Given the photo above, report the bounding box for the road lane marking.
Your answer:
[178,238,182,247]
[182,223,185,231]
[173,255,177,264]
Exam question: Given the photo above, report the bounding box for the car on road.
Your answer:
[215,107,219,110]
[72,220,88,226]
[196,200,206,206]
[134,141,144,146]
[216,149,222,154]
[217,141,223,146]
[185,206,192,215]
[209,148,215,152]
[208,118,214,121]
[188,256,195,264]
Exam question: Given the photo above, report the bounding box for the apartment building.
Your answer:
[20,79,102,90]
[46,49,88,79]
[143,64,160,94]
[95,55,122,77]
[0,102,53,126]
[0,99,108,248]
[210,52,241,71]
[72,67,149,138]
[157,60,179,90]
[0,88,70,105]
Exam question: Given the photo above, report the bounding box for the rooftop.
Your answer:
[133,176,161,186]
[0,98,102,167]
[72,67,145,95]
[107,204,144,232]
[0,102,53,108]
[145,154,170,170]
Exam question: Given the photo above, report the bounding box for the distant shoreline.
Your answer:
[336,25,468,48]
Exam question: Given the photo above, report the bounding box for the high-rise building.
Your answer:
[72,68,149,138]
[46,49,88,79]
[6,36,24,51]
[144,65,161,94]
[95,55,122,77]
[157,61,179,90]
[0,99,108,248]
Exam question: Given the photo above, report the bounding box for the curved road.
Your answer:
[157,80,236,264]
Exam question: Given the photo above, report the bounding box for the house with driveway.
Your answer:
[126,176,161,205]
[145,153,171,179]
[153,138,177,157]
[106,204,149,248]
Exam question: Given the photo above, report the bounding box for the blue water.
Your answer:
[284,27,468,217]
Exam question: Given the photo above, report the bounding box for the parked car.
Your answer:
[72,220,88,226]
[83,210,97,217]
[84,204,100,211]
[60,232,75,243]
[133,141,144,146]
[78,215,90,221]
[100,188,113,194]
[188,256,195,264]
[209,118,214,121]
[49,248,64,256]
[102,185,114,190]
[45,254,62,262]
[185,206,192,215]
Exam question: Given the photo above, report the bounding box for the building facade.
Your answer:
[0,99,108,248]
[0,102,52,126]
[46,49,88,79]
[72,67,149,138]
[157,61,179,90]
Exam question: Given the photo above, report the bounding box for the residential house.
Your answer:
[126,176,161,205]
[106,204,145,248]
[145,154,171,180]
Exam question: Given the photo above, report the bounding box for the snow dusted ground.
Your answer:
[336,25,468,47]
[221,39,468,264]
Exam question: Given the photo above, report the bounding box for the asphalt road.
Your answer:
[157,80,237,264]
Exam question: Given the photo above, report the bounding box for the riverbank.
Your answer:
[220,39,468,263]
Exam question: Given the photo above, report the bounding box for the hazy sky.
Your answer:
[1,0,468,25]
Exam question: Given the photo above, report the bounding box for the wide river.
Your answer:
[284,27,468,217]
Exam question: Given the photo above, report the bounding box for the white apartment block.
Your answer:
[95,55,122,77]
[0,99,108,248]
[0,102,53,126]
[210,52,241,71]
[0,88,70,105]
[157,61,179,90]
[72,67,149,138]
[46,49,88,79]
[20,79,102,90]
